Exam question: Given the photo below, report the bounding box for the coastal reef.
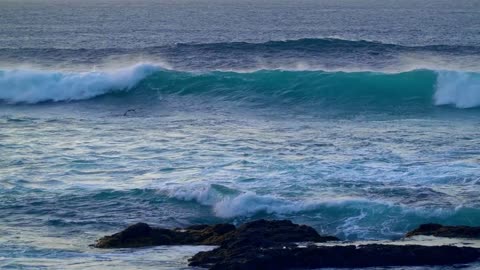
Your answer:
[94,220,480,269]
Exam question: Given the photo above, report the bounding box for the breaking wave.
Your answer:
[0,64,160,103]
[162,183,480,239]
[0,63,479,109]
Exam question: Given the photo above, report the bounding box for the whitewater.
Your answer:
[1,0,480,269]
[1,64,480,109]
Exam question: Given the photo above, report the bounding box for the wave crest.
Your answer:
[434,71,480,108]
[164,183,385,219]
[0,64,479,109]
[0,64,160,104]
[161,183,480,239]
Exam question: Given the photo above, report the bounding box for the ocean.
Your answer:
[1,0,480,269]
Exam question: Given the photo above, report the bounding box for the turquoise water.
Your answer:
[1,0,480,269]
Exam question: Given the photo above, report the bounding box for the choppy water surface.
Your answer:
[1,0,480,269]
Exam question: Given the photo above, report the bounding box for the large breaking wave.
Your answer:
[0,64,159,103]
[0,63,479,109]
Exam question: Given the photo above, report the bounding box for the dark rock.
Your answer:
[187,223,237,245]
[189,244,480,270]
[221,219,338,248]
[94,222,236,248]
[406,223,480,239]
[93,219,336,248]
[95,220,480,269]
[188,221,480,269]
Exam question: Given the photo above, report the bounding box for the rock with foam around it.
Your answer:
[406,223,480,239]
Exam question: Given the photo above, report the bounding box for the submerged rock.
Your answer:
[94,219,337,248]
[406,223,480,239]
[189,244,480,269]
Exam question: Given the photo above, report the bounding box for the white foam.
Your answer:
[311,235,480,248]
[213,192,320,218]
[164,183,394,219]
[0,63,160,103]
[166,184,223,206]
[434,71,480,108]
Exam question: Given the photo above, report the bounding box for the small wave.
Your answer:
[164,183,391,218]
[4,37,479,55]
[161,183,480,239]
[0,64,479,109]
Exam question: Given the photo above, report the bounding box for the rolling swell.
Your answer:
[0,64,479,109]
[2,38,480,72]
[2,38,480,58]
[174,38,480,56]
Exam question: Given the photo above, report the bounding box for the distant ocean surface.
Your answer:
[1,0,480,269]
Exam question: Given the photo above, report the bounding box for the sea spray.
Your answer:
[0,64,160,103]
[434,71,480,108]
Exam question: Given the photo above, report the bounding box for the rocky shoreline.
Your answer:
[93,220,480,269]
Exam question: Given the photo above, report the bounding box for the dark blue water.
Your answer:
[1,1,480,269]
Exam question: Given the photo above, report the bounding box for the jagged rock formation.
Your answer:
[94,220,480,269]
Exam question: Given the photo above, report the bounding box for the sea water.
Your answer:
[1,0,480,269]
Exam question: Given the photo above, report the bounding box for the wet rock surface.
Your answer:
[94,219,337,248]
[406,223,480,239]
[94,222,236,248]
[94,220,480,269]
[189,244,480,270]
